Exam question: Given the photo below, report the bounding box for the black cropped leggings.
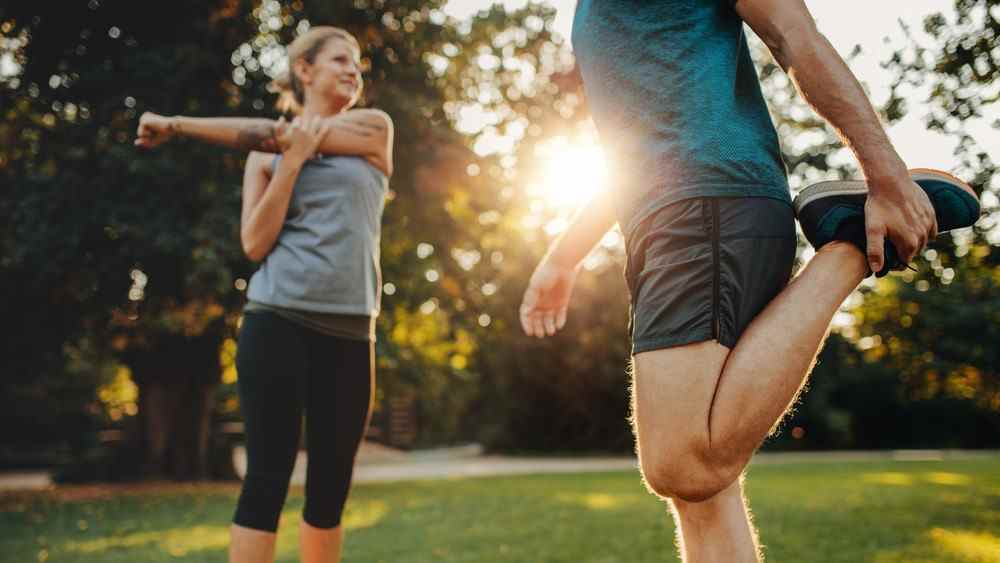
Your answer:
[233,311,373,532]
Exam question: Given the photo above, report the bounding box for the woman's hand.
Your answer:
[279,116,333,167]
[134,112,176,148]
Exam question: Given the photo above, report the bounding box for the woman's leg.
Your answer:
[300,334,375,563]
[231,312,309,562]
[300,521,344,563]
[229,526,279,563]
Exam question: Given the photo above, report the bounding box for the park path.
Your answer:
[345,446,998,485]
[2,444,997,492]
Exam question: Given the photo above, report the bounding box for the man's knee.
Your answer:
[640,447,738,503]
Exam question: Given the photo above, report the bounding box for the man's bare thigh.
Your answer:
[631,340,731,452]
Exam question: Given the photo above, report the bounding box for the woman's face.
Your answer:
[300,38,363,109]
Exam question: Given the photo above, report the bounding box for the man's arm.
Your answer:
[541,189,618,270]
[734,0,937,270]
[519,189,617,337]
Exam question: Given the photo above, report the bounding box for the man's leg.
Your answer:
[633,340,756,561]
[706,241,868,471]
[632,242,866,560]
[670,478,759,563]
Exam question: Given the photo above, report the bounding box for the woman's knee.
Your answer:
[303,473,352,529]
[233,468,295,532]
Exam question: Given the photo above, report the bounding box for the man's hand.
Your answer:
[865,173,938,272]
[732,1,940,271]
[519,260,579,338]
[134,112,176,148]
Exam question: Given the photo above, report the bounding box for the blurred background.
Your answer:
[0,0,997,484]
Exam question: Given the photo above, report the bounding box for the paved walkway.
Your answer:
[349,448,998,485]
[2,447,997,491]
[353,455,637,484]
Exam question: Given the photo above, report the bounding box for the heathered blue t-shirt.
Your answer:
[572,0,790,237]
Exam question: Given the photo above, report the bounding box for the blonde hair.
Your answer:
[270,26,361,114]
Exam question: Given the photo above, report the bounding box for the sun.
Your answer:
[534,136,609,208]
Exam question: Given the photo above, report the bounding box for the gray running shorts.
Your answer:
[625,197,796,354]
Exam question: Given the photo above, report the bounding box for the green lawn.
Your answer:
[2,457,999,562]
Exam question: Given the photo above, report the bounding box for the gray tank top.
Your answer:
[247,154,388,317]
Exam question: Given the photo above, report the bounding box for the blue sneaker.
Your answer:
[794,169,981,277]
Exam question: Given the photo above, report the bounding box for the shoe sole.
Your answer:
[793,168,979,215]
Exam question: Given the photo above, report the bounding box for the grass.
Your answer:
[2,456,999,562]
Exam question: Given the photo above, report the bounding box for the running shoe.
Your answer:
[794,168,980,277]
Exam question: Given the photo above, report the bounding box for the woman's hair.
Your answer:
[270,26,361,114]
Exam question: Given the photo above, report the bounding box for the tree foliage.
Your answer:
[2,1,997,478]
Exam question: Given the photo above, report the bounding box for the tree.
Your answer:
[1,0,258,478]
[842,0,1000,446]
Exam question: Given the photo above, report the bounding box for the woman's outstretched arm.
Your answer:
[136,114,283,152]
[136,109,393,176]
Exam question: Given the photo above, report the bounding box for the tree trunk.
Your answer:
[128,328,223,481]
[169,381,217,479]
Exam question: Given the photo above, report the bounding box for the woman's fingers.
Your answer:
[134,113,162,148]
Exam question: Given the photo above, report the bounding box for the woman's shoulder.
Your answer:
[342,108,393,129]
[339,108,393,177]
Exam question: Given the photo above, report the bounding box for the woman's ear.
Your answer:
[292,58,312,86]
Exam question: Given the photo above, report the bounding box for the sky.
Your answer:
[442,0,995,176]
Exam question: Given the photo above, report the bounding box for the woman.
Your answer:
[136,26,393,563]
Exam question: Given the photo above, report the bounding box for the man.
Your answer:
[519,0,980,561]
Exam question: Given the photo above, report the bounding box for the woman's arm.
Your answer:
[240,117,332,262]
[139,115,282,153]
[336,109,394,177]
[241,151,295,262]
[136,109,394,176]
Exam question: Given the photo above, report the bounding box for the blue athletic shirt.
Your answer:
[572,0,791,237]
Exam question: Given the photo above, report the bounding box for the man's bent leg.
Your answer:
[634,241,867,500]
[631,242,867,560]
[706,241,868,472]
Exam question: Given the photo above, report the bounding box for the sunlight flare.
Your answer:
[533,136,609,208]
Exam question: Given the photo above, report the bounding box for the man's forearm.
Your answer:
[172,116,281,152]
[543,190,618,269]
[775,29,909,190]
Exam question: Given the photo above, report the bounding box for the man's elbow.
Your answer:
[762,19,823,70]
